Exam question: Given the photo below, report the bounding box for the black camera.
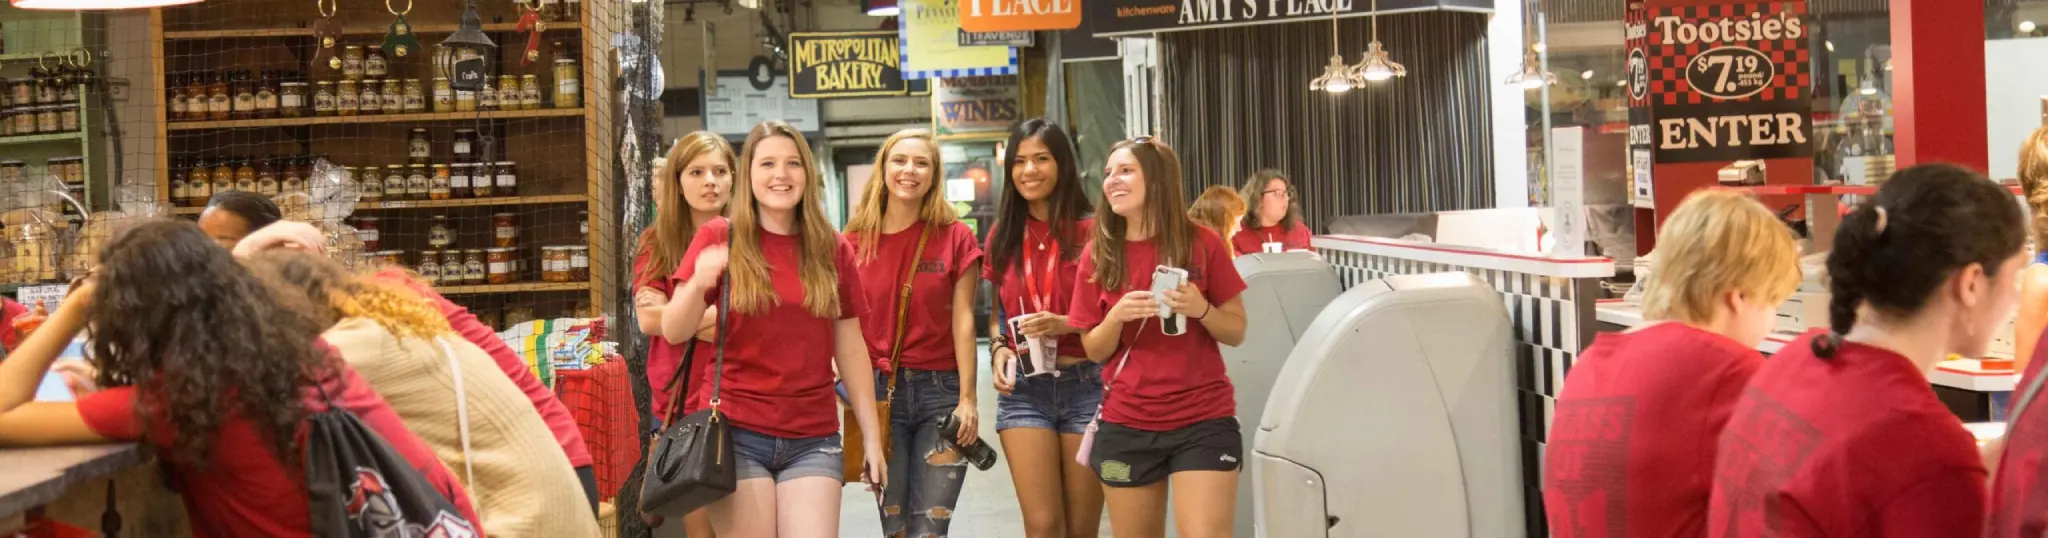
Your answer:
[936,413,998,471]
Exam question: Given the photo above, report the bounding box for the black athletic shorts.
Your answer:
[1089,417,1242,488]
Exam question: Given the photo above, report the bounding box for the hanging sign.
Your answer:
[961,0,1082,32]
[902,0,1019,79]
[960,30,1036,47]
[1630,2,1813,163]
[789,31,915,98]
[934,75,1023,135]
[703,71,822,137]
[1089,0,1483,37]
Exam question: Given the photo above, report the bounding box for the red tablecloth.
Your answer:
[554,358,640,500]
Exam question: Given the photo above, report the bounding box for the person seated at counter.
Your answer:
[1542,189,1801,538]
[1710,164,2024,535]
[1188,185,1247,258]
[1231,169,1312,255]
[0,220,481,535]
[196,190,283,250]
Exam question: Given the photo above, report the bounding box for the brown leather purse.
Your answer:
[842,226,930,483]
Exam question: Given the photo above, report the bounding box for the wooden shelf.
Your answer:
[168,107,583,131]
[163,22,581,40]
[440,281,591,296]
[168,193,588,215]
[0,132,83,146]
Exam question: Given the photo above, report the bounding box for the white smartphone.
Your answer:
[1150,266,1190,336]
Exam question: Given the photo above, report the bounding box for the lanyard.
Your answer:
[1019,231,1058,314]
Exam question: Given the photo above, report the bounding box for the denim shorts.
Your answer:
[731,426,844,484]
[996,361,1104,434]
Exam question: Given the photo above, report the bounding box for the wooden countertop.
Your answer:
[0,444,141,518]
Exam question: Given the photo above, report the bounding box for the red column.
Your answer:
[1890,0,1987,171]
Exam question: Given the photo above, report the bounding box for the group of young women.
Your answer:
[1544,148,2048,536]
[632,119,1269,537]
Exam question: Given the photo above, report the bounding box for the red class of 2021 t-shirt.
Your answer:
[76,360,480,538]
[985,217,1094,359]
[1230,223,1312,256]
[1708,333,1986,536]
[1543,323,1763,538]
[1066,226,1247,432]
[634,248,712,414]
[669,217,869,439]
[848,221,984,374]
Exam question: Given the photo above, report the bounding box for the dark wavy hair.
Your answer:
[88,220,331,467]
[205,190,283,230]
[1240,168,1304,233]
[988,118,1092,283]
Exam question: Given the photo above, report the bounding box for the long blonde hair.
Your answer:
[728,121,842,317]
[845,129,957,263]
[637,131,735,289]
[2019,126,2048,249]
[248,250,455,340]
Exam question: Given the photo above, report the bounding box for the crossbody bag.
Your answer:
[843,226,931,482]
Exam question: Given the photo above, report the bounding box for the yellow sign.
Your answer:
[901,0,1017,79]
[789,32,912,98]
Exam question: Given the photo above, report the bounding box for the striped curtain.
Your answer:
[1158,11,1498,232]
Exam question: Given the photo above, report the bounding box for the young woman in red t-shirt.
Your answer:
[1068,137,1249,538]
[1231,169,1311,255]
[843,128,985,536]
[1709,164,2024,536]
[985,118,1106,538]
[0,220,480,536]
[657,120,886,537]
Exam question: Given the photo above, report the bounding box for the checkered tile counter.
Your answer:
[1313,235,1614,538]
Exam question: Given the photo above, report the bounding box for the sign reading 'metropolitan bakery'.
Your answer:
[1089,0,1485,37]
[1626,2,1812,163]
[789,31,914,98]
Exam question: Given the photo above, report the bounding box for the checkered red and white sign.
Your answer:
[1647,3,1811,106]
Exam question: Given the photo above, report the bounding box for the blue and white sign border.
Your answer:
[899,29,1018,80]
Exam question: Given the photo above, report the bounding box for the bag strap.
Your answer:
[706,228,734,412]
[883,226,931,403]
[2011,365,2048,427]
[658,339,698,425]
[1098,318,1146,404]
[434,337,478,503]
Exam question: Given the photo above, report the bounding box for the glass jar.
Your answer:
[486,247,515,284]
[463,249,487,285]
[403,79,426,113]
[35,106,57,133]
[188,159,213,202]
[520,74,542,110]
[170,174,190,206]
[0,160,24,183]
[313,81,336,116]
[60,157,84,185]
[541,247,569,282]
[56,104,76,132]
[342,46,365,80]
[406,164,429,200]
[352,217,379,250]
[357,78,382,115]
[335,80,358,116]
[472,162,496,198]
[383,165,407,200]
[280,81,308,117]
[569,246,588,281]
[380,78,403,113]
[9,106,30,134]
[452,129,477,162]
[408,128,430,161]
[477,81,499,111]
[169,75,190,121]
[183,74,208,121]
[282,157,306,194]
[497,75,520,108]
[255,158,279,195]
[231,70,257,119]
[455,87,477,112]
[492,212,517,247]
[429,215,455,248]
[365,47,388,78]
[418,250,442,286]
[433,77,454,112]
[254,70,279,119]
[212,158,235,195]
[235,158,258,193]
[430,164,451,200]
[450,162,473,198]
[552,58,580,108]
[9,80,31,108]
[206,72,232,121]
[359,166,384,202]
[493,161,518,196]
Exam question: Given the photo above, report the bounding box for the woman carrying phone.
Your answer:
[1231,169,1310,255]
[985,119,1104,538]
[658,120,887,537]
[1068,136,1249,538]
[844,128,985,536]
[1710,164,2023,535]
[0,220,480,535]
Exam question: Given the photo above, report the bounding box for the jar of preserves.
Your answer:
[553,57,580,108]
[455,88,477,112]
[471,163,496,198]
[170,174,190,205]
[183,74,208,121]
[402,79,425,112]
[430,164,451,200]
[56,104,76,132]
[408,128,431,161]
[335,80,358,116]
[418,250,442,286]
[365,47,388,78]
[282,157,306,194]
[357,78,382,114]
[452,129,478,162]
[35,106,57,133]
[428,215,455,248]
[280,81,308,117]
[498,74,519,106]
[569,246,588,281]
[486,247,515,284]
[256,158,280,195]
[358,166,384,202]
[169,75,190,121]
[477,81,499,110]
[188,158,214,202]
[492,212,516,247]
[380,78,403,114]
[519,75,542,110]
[493,161,518,196]
[254,70,279,119]
[406,164,429,200]
[463,249,487,285]
[354,216,381,250]
[449,162,473,198]
[313,81,336,116]
[342,46,365,80]
[231,70,257,118]
[433,77,453,112]
[383,165,407,200]
[232,157,257,192]
[0,160,24,183]
[9,79,31,107]
[541,247,568,282]
[56,157,83,185]
[9,107,30,134]
[205,72,231,121]
[212,158,235,195]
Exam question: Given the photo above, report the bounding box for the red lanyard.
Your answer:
[1019,232,1058,314]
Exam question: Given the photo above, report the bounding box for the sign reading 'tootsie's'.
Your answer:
[1628,2,1813,163]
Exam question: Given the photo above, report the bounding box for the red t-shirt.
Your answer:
[1708,332,1986,536]
[0,297,27,351]
[1988,337,2048,536]
[1543,323,1762,538]
[1066,226,1246,431]
[375,268,593,468]
[984,218,1094,358]
[669,218,869,438]
[633,249,711,415]
[848,221,984,374]
[75,361,480,537]
[1229,223,1312,255]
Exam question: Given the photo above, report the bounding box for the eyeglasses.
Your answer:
[1263,187,1296,199]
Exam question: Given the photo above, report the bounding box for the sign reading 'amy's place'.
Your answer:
[789,31,914,98]
[1089,0,1486,37]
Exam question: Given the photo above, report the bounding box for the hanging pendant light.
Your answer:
[863,0,899,16]
[1309,16,1362,93]
[1349,0,1405,82]
[1503,0,1555,90]
[12,0,200,9]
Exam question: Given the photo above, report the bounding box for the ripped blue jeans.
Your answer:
[874,368,970,537]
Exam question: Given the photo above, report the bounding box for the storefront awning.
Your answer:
[1089,0,1491,37]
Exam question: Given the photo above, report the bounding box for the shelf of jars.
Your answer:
[169,107,583,130]
[163,22,581,41]
[169,194,586,215]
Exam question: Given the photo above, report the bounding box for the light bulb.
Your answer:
[1361,65,1393,82]
[2023,20,2038,33]
[1521,76,1548,89]
[1581,70,1594,80]
[1825,41,1835,52]
[1327,78,1354,93]
[12,0,200,8]
[867,5,899,15]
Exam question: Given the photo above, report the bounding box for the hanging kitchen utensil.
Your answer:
[66,48,94,90]
[380,0,424,60]
[515,0,545,66]
[311,0,344,76]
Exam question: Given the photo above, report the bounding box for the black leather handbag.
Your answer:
[638,271,736,518]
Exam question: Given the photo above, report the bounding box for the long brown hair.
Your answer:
[1188,185,1246,241]
[2019,126,2048,249]
[1240,168,1303,232]
[729,121,841,317]
[845,129,956,263]
[1090,137,1194,291]
[988,119,1091,282]
[636,131,736,289]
